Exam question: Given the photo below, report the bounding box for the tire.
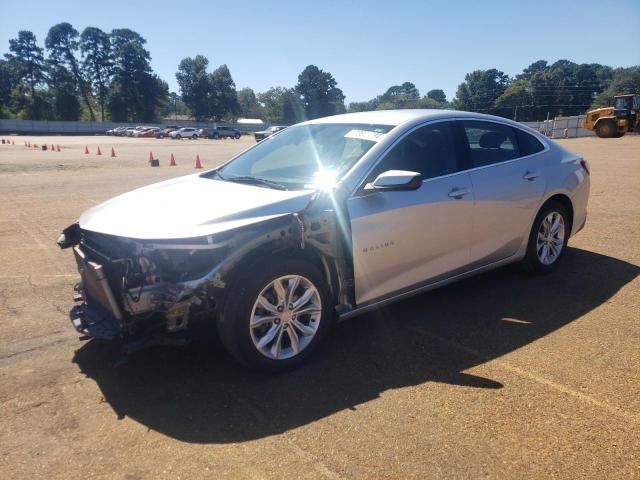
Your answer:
[218,256,334,372]
[192,134,198,139]
[595,120,616,138]
[522,201,570,274]
[213,133,219,140]
[234,134,240,139]
[175,134,181,139]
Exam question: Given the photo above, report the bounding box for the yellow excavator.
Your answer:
[583,94,640,138]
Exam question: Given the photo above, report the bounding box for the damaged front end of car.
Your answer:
[57,198,353,355]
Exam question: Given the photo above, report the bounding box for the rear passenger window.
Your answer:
[516,129,545,156]
[369,121,459,181]
[461,121,519,168]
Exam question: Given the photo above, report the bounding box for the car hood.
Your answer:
[79,173,316,239]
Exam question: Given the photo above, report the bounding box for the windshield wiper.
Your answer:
[225,175,288,191]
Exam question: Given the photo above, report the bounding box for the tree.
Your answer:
[295,65,345,119]
[4,31,48,119]
[0,59,18,116]
[419,96,449,109]
[494,79,534,120]
[377,82,421,109]
[45,23,95,120]
[593,66,640,107]
[453,69,509,114]
[108,29,166,122]
[426,89,447,103]
[176,55,211,121]
[209,64,239,120]
[516,60,548,81]
[258,87,303,124]
[47,63,81,120]
[80,27,113,121]
[237,87,263,119]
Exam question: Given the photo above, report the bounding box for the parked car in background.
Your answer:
[122,127,139,137]
[136,127,160,138]
[155,126,181,138]
[107,126,126,136]
[169,127,199,139]
[255,125,287,142]
[199,126,242,139]
[58,109,590,372]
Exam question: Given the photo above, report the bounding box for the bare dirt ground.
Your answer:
[0,134,638,479]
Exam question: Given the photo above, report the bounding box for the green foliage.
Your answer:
[295,65,346,119]
[592,66,640,107]
[347,82,449,113]
[453,69,509,114]
[258,87,303,124]
[426,89,447,103]
[4,30,48,119]
[237,87,264,119]
[45,22,95,120]
[80,27,113,121]
[107,29,167,122]
[209,64,240,120]
[176,57,240,121]
[176,55,210,121]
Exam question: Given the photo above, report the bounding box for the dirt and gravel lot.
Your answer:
[0,133,638,479]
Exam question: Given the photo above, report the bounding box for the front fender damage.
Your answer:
[63,194,354,355]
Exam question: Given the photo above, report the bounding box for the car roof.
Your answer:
[302,109,527,129]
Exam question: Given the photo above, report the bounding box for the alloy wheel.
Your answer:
[536,211,565,265]
[249,275,322,360]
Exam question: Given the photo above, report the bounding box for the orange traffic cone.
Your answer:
[149,151,154,162]
[51,144,55,152]
[56,144,60,152]
[96,146,102,155]
[195,154,202,169]
[170,153,176,166]
[110,147,116,157]
[11,139,15,145]
[28,141,31,147]
[84,145,89,154]
[24,141,27,147]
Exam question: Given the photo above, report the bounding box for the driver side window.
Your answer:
[368,121,459,183]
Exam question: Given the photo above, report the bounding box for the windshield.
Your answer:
[614,97,631,109]
[217,123,393,189]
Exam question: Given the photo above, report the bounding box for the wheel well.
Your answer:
[221,243,338,301]
[542,194,574,236]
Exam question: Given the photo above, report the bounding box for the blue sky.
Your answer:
[2,0,638,103]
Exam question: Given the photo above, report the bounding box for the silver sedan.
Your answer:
[59,110,590,371]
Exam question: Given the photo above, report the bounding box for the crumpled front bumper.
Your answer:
[69,245,124,340]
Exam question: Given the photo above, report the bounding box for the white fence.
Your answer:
[521,115,595,139]
[0,115,598,138]
[0,119,265,134]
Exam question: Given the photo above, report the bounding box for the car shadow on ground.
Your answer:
[73,247,639,444]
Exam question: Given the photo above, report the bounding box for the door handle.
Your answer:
[523,171,540,181]
[448,187,470,199]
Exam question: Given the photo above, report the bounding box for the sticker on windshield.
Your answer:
[344,129,387,142]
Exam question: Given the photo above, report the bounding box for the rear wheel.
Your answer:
[175,134,181,139]
[218,257,334,372]
[192,134,198,139]
[595,120,616,138]
[522,201,570,274]
[235,133,241,139]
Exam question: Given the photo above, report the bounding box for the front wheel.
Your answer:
[218,257,334,372]
[234,133,240,139]
[595,120,616,138]
[522,201,570,274]
[175,134,181,139]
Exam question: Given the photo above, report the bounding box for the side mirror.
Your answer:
[365,170,423,192]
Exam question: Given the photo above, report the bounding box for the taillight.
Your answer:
[580,159,590,175]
